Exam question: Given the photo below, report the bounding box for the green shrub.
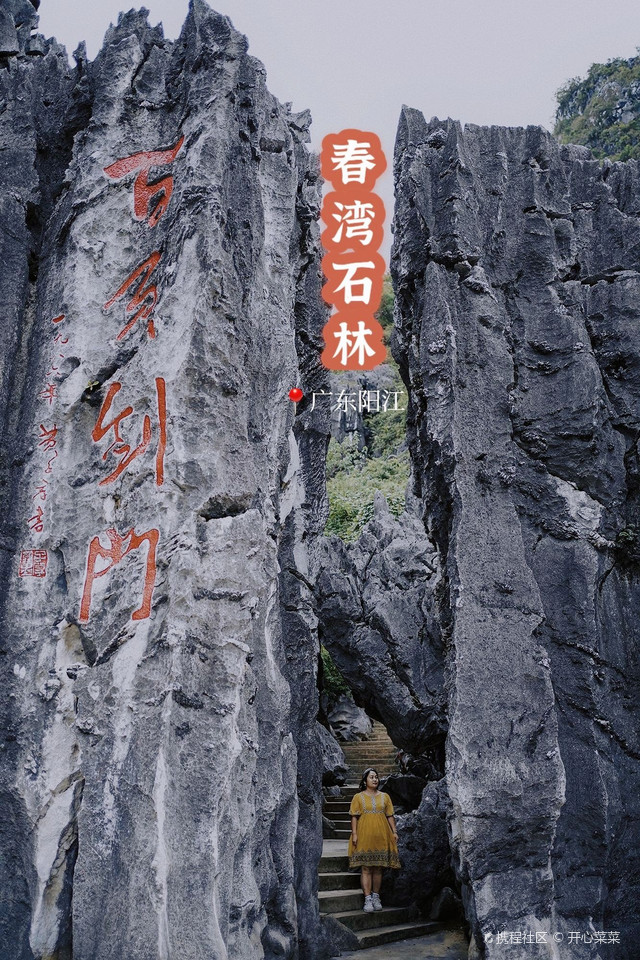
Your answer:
[325,439,410,543]
[321,645,351,704]
[324,277,410,543]
[614,525,640,568]
[554,54,640,161]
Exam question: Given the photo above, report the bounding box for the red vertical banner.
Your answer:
[320,130,387,371]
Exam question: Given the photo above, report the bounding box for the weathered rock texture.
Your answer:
[316,721,347,787]
[0,4,332,959]
[317,494,445,757]
[392,108,640,958]
[384,779,458,916]
[324,694,372,742]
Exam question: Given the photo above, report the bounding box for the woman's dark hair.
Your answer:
[359,768,380,791]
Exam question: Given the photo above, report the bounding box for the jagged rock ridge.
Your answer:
[392,108,640,959]
[0,3,332,959]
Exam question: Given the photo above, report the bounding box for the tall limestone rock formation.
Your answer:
[4,1,640,957]
[392,109,640,958]
[0,2,331,958]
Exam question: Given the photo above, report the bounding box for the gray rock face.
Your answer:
[325,694,372,742]
[392,109,640,957]
[316,493,445,756]
[0,4,330,959]
[0,0,38,55]
[383,779,457,915]
[316,722,347,787]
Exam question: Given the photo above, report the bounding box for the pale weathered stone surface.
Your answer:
[316,722,347,787]
[392,108,640,958]
[325,694,372,742]
[0,3,332,959]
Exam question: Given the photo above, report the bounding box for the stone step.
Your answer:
[320,722,448,956]
[343,759,397,766]
[345,773,397,781]
[341,744,394,752]
[342,754,396,762]
[345,768,397,775]
[342,753,396,760]
[324,906,412,932]
[343,758,397,765]
[341,754,396,762]
[319,854,350,873]
[318,871,360,892]
[319,889,364,913]
[356,921,444,949]
[338,736,391,742]
[345,768,397,776]
[325,817,351,828]
[324,801,351,813]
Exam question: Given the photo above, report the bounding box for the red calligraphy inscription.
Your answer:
[104,252,161,341]
[155,377,167,486]
[39,383,58,405]
[79,527,159,623]
[32,481,48,502]
[104,136,185,228]
[19,549,48,578]
[38,424,58,451]
[92,378,167,486]
[44,451,58,474]
[28,507,44,533]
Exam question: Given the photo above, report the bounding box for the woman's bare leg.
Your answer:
[372,868,383,894]
[361,867,372,896]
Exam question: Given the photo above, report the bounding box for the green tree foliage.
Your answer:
[365,275,406,458]
[325,439,409,543]
[554,53,640,161]
[364,364,406,459]
[377,275,394,337]
[320,645,351,704]
[325,276,410,543]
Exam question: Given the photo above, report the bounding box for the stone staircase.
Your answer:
[319,723,441,949]
[340,721,399,785]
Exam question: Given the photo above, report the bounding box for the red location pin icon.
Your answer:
[289,388,303,403]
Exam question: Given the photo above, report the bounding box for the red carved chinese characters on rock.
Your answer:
[103,135,184,341]
[320,130,387,371]
[104,136,185,228]
[92,378,167,486]
[80,527,159,623]
[104,251,161,341]
[23,316,69,552]
[72,136,183,616]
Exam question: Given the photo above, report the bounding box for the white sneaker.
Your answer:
[371,893,383,911]
[363,895,375,913]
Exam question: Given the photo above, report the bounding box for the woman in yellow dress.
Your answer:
[348,767,401,912]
